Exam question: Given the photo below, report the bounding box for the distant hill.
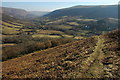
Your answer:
[96,18,118,30]
[1,7,29,19]
[82,18,118,31]
[29,11,49,17]
[1,7,49,19]
[2,30,120,78]
[45,5,118,18]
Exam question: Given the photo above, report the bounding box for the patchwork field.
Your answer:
[32,34,61,38]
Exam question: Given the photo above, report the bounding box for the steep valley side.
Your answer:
[2,30,120,78]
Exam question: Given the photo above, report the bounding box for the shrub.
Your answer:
[2,38,75,61]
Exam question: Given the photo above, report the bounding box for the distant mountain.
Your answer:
[2,29,120,78]
[1,7,29,19]
[1,7,49,19]
[29,11,49,17]
[45,5,118,18]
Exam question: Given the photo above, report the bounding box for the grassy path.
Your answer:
[79,36,105,78]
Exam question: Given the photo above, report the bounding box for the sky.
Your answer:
[1,0,119,11]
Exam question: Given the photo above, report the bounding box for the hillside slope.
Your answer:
[45,5,118,18]
[1,7,47,19]
[2,30,120,78]
[1,7,28,19]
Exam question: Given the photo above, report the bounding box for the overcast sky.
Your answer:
[2,0,119,11]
